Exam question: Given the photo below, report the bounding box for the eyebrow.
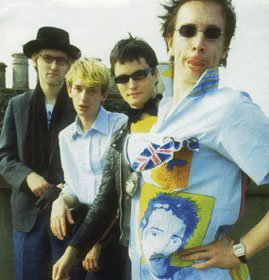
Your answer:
[149,227,163,232]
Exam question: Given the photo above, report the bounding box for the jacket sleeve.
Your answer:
[0,99,32,191]
[69,147,119,258]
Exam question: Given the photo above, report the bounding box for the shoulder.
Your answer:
[104,108,128,130]
[217,88,265,117]
[208,87,251,103]
[110,122,129,148]
[203,87,258,116]
[59,121,76,141]
[106,110,128,122]
[9,90,34,105]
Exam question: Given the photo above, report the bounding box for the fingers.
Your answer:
[66,209,75,225]
[26,172,50,197]
[180,251,208,262]
[191,259,215,269]
[52,263,71,280]
[33,183,49,197]
[82,245,101,273]
[52,246,79,280]
[33,189,43,197]
[82,257,100,273]
[50,203,67,240]
[179,239,239,269]
[52,263,58,279]
[52,256,73,280]
[52,262,67,280]
[51,215,66,240]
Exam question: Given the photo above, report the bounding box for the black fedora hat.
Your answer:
[23,26,81,60]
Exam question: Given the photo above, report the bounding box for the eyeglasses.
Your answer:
[176,24,225,40]
[39,54,69,66]
[114,67,153,84]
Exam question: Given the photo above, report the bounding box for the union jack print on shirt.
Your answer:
[131,137,199,172]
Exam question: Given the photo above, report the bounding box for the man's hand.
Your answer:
[82,242,102,273]
[53,246,78,280]
[35,185,62,211]
[178,236,240,269]
[26,171,50,197]
[50,197,75,240]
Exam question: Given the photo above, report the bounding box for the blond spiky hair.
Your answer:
[65,57,110,94]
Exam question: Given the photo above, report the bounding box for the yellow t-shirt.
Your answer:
[130,116,158,133]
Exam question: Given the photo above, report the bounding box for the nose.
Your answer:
[128,77,138,89]
[80,90,87,102]
[50,59,58,69]
[191,32,205,52]
[151,237,168,255]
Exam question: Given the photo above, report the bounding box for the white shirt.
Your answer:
[59,106,127,205]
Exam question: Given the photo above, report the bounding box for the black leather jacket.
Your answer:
[70,121,138,256]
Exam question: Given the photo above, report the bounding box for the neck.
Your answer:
[80,118,94,133]
[138,112,152,121]
[172,69,195,107]
[79,108,100,133]
[131,94,160,122]
[166,68,196,117]
[40,81,64,105]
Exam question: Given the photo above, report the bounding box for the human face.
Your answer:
[167,1,227,86]
[33,49,70,87]
[141,208,186,278]
[114,58,157,109]
[68,79,107,121]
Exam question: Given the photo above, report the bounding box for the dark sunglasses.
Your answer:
[39,54,68,66]
[177,24,225,40]
[114,67,153,84]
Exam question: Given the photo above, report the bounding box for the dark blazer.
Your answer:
[0,89,76,232]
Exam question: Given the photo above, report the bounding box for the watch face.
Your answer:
[233,243,246,257]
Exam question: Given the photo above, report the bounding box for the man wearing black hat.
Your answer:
[0,26,80,280]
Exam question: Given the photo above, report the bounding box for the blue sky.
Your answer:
[1,0,268,114]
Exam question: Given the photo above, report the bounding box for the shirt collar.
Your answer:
[71,106,109,140]
[159,65,219,97]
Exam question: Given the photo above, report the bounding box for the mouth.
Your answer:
[47,72,59,77]
[187,58,207,72]
[149,254,166,261]
[128,92,141,98]
[78,105,88,111]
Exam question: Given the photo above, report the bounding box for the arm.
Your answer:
[53,218,118,279]
[52,149,118,280]
[50,127,81,239]
[82,216,117,272]
[218,95,269,185]
[179,211,269,269]
[0,98,49,196]
[53,246,79,280]
[25,171,50,197]
[50,193,78,240]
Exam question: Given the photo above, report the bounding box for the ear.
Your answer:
[101,90,109,102]
[166,33,174,57]
[67,85,73,98]
[221,46,228,60]
[31,56,37,68]
[152,67,159,85]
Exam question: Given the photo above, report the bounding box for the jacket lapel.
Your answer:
[13,90,34,161]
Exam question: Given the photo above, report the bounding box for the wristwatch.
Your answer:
[232,240,247,263]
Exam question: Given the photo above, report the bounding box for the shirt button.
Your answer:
[119,130,123,134]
